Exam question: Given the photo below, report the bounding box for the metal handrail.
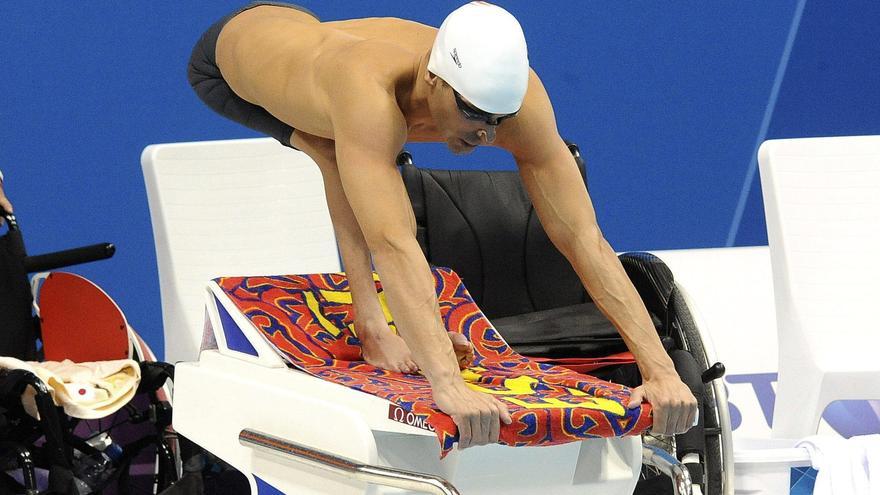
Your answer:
[642,444,693,495]
[239,429,461,495]
[711,373,736,495]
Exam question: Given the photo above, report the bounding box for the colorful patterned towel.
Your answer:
[216,267,652,457]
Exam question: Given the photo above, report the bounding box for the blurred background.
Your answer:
[1,1,878,358]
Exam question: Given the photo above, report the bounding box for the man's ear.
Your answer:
[425,71,439,87]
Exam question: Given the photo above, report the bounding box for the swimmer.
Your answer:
[188,1,697,447]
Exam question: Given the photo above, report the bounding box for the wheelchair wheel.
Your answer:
[635,285,727,495]
[668,285,727,495]
[618,252,729,495]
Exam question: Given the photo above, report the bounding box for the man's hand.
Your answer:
[0,179,13,223]
[433,380,513,449]
[627,374,698,436]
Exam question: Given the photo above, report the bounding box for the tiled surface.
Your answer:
[790,467,817,495]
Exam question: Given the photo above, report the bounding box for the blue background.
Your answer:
[1,1,878,358]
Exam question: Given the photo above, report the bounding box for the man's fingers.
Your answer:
[651,404,669,436]
[672,402,688,435]
[477,407,493,446]
[462,400,507,448]
[455,414,471,450]
[632,378,700,435]
[627,387,645,409]
[681,402,696,434]
[469,412,483,448]
[666,392,698,434]
[488,406,501,444]
[495,398,512,424]
[679,402,699,434]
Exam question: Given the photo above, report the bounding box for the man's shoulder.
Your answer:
[323,61,408,154]
[315,42,413,123]
[494,69,561,162]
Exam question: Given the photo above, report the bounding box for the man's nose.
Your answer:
[477,127,496,144]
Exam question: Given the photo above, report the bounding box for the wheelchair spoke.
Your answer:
[641,432,677,479]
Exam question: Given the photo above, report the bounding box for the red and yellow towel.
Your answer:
[217,267,651,457]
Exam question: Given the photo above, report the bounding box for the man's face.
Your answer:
[432,79,513,155]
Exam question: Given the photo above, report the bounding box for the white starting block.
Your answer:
[169,281,644,495]
[142,138,696,495]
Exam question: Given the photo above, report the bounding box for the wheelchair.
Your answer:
[0,210,178,494]
[398,142,731,495]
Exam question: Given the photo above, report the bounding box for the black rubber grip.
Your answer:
[24,243,116,273]
[670,349,707,457]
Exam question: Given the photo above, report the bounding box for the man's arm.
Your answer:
[329,79,511,448]
[498,73,697,435]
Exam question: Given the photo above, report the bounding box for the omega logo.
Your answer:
[388,404,435,432]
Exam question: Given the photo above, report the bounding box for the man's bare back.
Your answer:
[212,5,481,376]
[216,6,441,143]
[189,2,699,449]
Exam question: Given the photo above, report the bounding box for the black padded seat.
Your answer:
[490,302,628,358]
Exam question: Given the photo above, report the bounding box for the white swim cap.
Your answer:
[427,2,529,115]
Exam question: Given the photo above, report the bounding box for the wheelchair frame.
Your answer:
[0,211,179,495]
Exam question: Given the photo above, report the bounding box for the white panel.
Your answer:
[174,353,640,495]
[142,138,341,363]
[758,135,880,439]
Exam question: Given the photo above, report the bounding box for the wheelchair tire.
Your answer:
[618,252,728,495]
[670,286,726,495]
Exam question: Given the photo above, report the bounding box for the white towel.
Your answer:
[0,357,141,420]
[850,435,880,495]
[797,434,880,495]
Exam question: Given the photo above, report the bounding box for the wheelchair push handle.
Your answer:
[3,210,116,273]
[24,243,116,273]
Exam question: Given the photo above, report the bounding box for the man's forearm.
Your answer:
[334,222,389,324]
[563,230,677,379]
[370,240,461,384]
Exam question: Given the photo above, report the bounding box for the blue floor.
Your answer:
[790,467,817,494]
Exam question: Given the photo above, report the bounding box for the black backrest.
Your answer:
[400,144,590,319]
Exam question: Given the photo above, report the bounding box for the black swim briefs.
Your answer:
[187,2,319,149]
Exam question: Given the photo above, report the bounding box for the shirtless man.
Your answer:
[188,1,698,449]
